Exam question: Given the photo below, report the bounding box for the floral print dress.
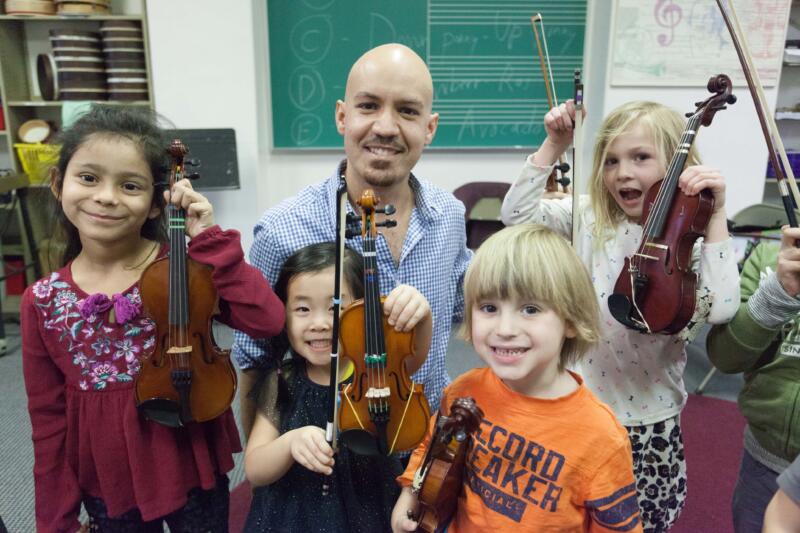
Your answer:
[22,226,286,532]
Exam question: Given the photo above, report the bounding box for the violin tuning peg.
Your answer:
[346,213,360,223]
[345,221,361,238]
[381,204,396,215]
[187,173,200,181]
[185,158,200,167]
[378,220,397,229]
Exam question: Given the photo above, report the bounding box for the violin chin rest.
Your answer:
[137,398,184,428]
[607,293,649,333]
[340,429,380,456]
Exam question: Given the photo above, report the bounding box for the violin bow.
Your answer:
[322,177,348,495]
[715,0,800,226]
[572,69,584,247]
[531,13,571,192]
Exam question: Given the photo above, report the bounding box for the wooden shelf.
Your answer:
[0,15,143,21]
[0,1,153,285]
[1,294,21,317]
[0,174,31,194]
[776,111,800,120]
[8,100,151,107]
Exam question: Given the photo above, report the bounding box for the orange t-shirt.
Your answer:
[399,368,642,532]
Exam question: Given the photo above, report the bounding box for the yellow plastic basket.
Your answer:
[14,143,61,185]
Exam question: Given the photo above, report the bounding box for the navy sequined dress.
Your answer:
[244,360,401,532]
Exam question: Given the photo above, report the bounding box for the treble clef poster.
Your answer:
[610,0,791,86]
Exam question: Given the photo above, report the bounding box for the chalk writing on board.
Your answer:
[291,113,323,146]
[267,0,586,148]
[611,0,790,86]
[289,66,325,111]
[428,0,584,145]
[290,15,333,64]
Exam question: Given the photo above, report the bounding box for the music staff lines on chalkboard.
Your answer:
[436,102,549,126]
[429,56,581,84]
[267,0,586,147]
[429,0,584,26]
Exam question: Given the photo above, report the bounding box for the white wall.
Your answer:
[146,0,265,250]
[146,0,787,252]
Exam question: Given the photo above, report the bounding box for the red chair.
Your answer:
[452,181,511,250]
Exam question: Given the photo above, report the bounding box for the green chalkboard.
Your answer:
[267,0,586,149]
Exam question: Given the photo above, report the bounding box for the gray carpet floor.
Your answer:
[0,324,742,532]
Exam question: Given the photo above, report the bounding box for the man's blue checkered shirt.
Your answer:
[232,164,473,411]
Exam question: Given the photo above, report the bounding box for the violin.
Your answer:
[337,189,431,455]
[135,139,237,427]
[408,397,483,533]
[608,74,736,334]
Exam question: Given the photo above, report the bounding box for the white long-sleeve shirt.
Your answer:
[501,157,740,426]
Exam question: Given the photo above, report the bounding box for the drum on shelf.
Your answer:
[103,49,146,62]
[100,20,141,30]
[105,59,147,70]
[54,0,110,15]
[53,57,104,69]
[36,54,58,101]
[5,0,56,15]
[101,37,144,48]
[100,21,149,102]
[59,88,108,101]
[48,29,107,101]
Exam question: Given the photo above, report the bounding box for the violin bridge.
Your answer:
[166,346,192,354]
[366,387,390,399]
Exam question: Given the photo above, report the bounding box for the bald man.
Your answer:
[233,44,472,438]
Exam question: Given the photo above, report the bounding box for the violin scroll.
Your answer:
[439,397,483,441]
[410,397,484,533]
[690,74,737,127]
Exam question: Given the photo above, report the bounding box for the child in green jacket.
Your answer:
[707,225,800,533]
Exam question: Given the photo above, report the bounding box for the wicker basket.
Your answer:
[14,143,60,185]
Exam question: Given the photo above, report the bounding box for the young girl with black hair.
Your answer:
[22,105,284,531]
[244,241,432,532]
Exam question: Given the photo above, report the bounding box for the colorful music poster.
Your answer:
[610,0,791,86]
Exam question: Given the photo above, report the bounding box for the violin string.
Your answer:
[176,163,185,357]
[633,114,699,270]
[373,229,386,415]
[375,233,387,415]
[632,124,682,270]
[365,223,376,416]
[179,200,186,357]
[640,114,695,242]
[167,186,173,358]
[368,216,387,416]
[175,202,181,352]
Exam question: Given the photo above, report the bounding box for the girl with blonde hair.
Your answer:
[501,100,740,531]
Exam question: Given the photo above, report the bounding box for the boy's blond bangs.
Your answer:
[462,224,600,368]
[588,101,701,241]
